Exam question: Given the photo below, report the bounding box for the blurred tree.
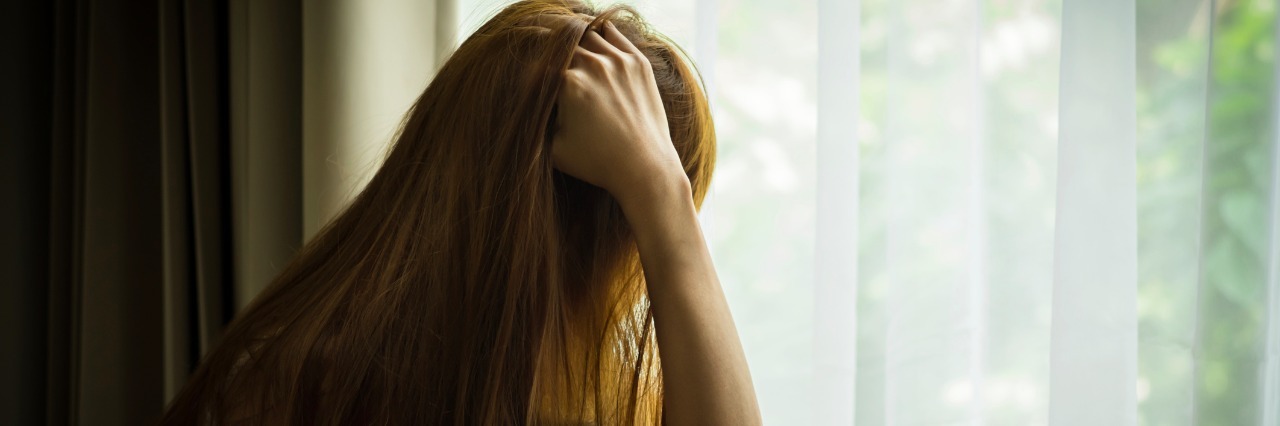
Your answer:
[1137,0,1276,424]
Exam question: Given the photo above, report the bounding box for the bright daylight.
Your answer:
[4,0,1279,425]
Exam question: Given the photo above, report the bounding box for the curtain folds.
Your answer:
[815,0,860,423]
[44,1,235,424]
[1049,0,1137,424]
[845,0,1280,424]
[0,0,303,424]
[0,1,58,424]
[0,0,452,423]
[602,0,1280,423]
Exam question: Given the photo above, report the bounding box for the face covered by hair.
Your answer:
[160,1,715,425]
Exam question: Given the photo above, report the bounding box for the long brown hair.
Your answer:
[160,1,715,424]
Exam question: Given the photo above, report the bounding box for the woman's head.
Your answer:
[161,1,714,424]
[416,0,716,204]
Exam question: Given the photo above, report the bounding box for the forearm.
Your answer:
[618,181,761,426]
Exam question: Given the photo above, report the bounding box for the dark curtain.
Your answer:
[1,0,239,424]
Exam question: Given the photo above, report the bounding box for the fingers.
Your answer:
[580,29,614,56]
[582,21,642,58]
[601,21,643,56]
[569,19,647,74]
[569,46,603,70]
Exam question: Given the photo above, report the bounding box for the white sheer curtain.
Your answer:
[439,0,1280,424]
[653,0,1277,424]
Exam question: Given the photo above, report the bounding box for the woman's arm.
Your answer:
[616,177,762,426]
[551,21,761,426]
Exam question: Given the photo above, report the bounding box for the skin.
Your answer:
[551,21,764,426]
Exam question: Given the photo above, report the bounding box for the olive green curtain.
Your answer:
[0,0,467,421]
[0,0,303,424]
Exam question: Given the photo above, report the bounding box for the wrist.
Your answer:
[613,172,694,220]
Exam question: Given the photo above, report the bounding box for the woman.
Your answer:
[160,1,759,424]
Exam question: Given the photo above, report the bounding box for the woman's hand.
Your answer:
[551,21,690,206]
[551,19,763,426]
